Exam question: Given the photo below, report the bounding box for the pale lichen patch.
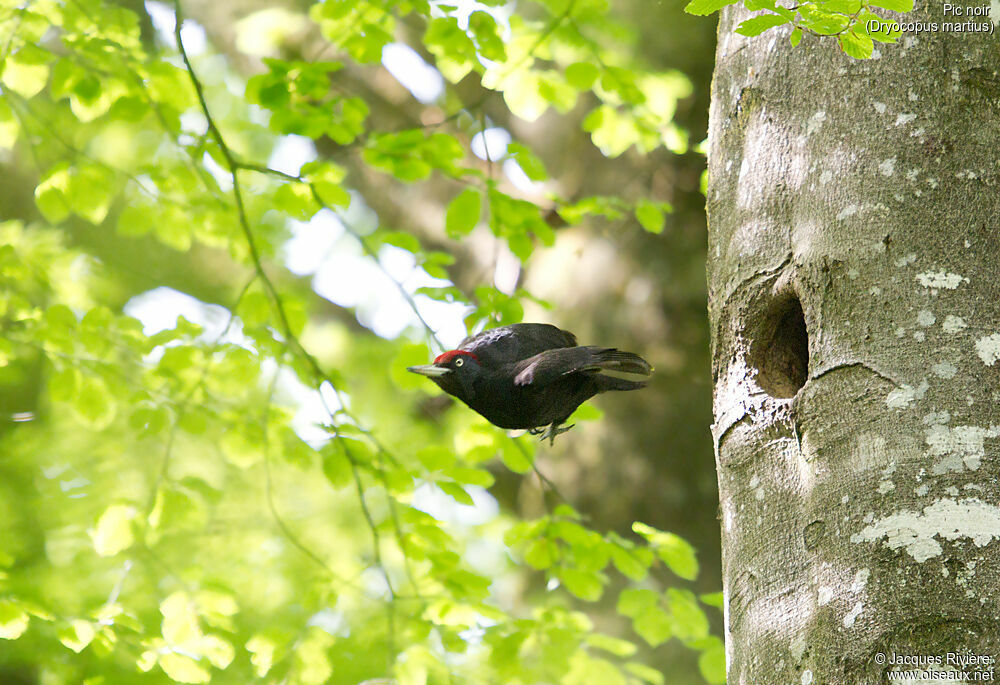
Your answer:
[843,601,863,628]
[851,498,1000,562]
[974,333,1000,366]
[926,424,1000,474]
[851,568,870,592]
[916,272,968,289]
[931,362,957,379]
[836,204,859,220]
[886,380,929,409]
[942,315,967,334]
[916,310,935,327]
[879,158,896,176]
[807,111,826,135]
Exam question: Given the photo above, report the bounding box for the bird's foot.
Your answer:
[537,422,574,445]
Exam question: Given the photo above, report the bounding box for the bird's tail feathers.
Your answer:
[576,348,651,391]
[585,348,652,375]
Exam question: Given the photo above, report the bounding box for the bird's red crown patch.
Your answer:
[434,350,479,364]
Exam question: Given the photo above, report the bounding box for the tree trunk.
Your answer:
[706,6,1000,683]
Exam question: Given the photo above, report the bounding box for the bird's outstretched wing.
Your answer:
[459,324,577,366]
[513,346,651,387]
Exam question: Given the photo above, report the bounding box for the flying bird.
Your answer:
[408,323,652,443]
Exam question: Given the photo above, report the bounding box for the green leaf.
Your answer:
[438,481,474,506]
[666,588,710,641]
[609,542,652,581]
[469,11,506,61]
[683,0,739,15]
[321,442,352,489]
[633,522,699,580]
[857,10,901,42]
[698,636,727,684]
[735,13,789,36]
[34,163,72,223]
[0,99,19,149]
[91,504,137,557]
[839,28,873,59]
[445,188,481,238]
[700,591,725,608]
[633,604,673,646]
[565,62,599,90]
[58,619,95,653]
[624,662,665,685]
[74,376,116,429]
[790,26,803,46]
[391,343,433,389]
[616,588,659,618]
[870,0,913,10]
[557,567,605,601]
[1,57,50,98]
[417,445,454,471]
[159,653,211,683]
[523,537,558,569]
[507,143,547,181]
[447,466,494,488]
[635,200,665,234]
[499,439,533,474]
[586,633,637,657]
[380,230,421,253]
[0,601,29,640]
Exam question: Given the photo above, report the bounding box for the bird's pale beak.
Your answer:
[407,364,451,377]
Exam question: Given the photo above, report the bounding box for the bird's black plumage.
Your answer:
[408,323,651,442]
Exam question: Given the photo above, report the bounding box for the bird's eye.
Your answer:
[454,358,464,367]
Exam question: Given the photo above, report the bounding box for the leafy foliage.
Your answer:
[0,0,716,683]
[686,0,910,58]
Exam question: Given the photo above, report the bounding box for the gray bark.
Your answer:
[706,4,1000,683]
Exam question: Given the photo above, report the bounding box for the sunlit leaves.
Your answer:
[488,187,556,260]
[698,636,727,683]
[58,619,97,653]
[683,0,739,16]
[635,199,669,234]
[565,62,599,90]
[246,634,277,677]
[247,59,368,141]
[633,521,699,580]
[618,589,672,646]
[321,440,353,488]
[506,143,547,181]
[839,27,874,59]
[736,12,790,36]
[0,601,30,640]
[364,130,465,181]
[91,504,138,557]
[1,51,51,98]
[423,16,479,83]
[34,162,118,225]
[688,0,909,58]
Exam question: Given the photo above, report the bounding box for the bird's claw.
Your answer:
[535,422,574,445]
